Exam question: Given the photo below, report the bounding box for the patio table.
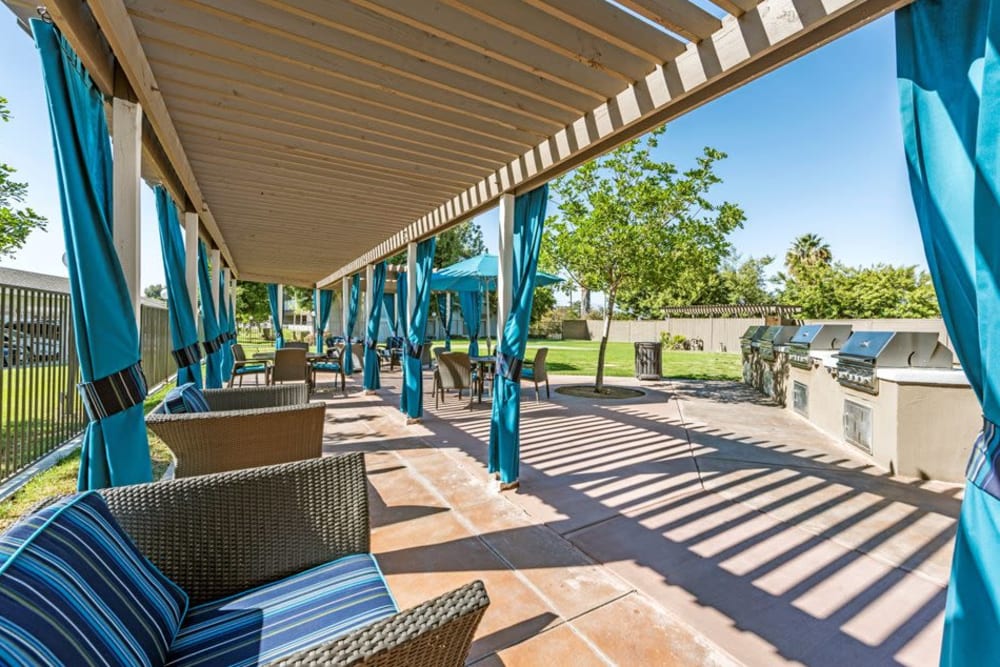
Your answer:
[252,350,335,390]
[469,354,494,403]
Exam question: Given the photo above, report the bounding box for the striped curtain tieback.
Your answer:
[77,361,148,421]
[406,341,423,358]
[496,351,523,382]
[171,343,201,368]
[966,417,1000,499]
[202,335,226,355]
[365,337,378,350]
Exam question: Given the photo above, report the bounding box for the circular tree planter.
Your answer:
[556,385,645,400]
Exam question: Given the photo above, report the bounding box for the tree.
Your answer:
[434,220,486,268]
[545,126,745,391]
[718,255,774,304]
[143,284,166,300]
[785,233,832,277]
[236,282,270,323]
[0,97,47,258]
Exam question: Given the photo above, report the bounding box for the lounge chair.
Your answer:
[522,347,550,401]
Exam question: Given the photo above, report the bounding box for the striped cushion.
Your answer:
[0,492,189,666]
[167,554,397,666]
[163,383,211,414]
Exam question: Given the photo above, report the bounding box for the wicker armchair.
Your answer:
[146,385,324,478]
[100,455,489,666]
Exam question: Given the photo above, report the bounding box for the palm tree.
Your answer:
[785,234,832,275]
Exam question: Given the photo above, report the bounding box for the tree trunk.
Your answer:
[580,287,590,318]
[595,291,615,392]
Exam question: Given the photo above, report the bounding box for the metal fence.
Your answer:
[0,283,173,485]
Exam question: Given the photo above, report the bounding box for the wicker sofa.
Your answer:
[146,384,326,478]
[6,455,488,665]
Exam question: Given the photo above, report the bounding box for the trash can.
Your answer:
[634,341,662,380]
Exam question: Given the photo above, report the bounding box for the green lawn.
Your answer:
[439,339,741,381]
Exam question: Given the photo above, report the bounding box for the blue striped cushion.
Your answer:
[0,492,189,666]
[163,383,211,414]
[167,554,397,666]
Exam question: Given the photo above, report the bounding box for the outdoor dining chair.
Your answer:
[311,344,346,391]
[271,347,308,385]
[522,347,550,401]
[434,351,475,409]
[229,343,269,387]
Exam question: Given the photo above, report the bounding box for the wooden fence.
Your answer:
[0,283,172,485]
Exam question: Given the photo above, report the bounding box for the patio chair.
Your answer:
[312,345,346,391]
[349,342,364,374]
[271,347,309,385]
[435,351,474,409]
[430,346,447,397]
[379,335,404,371]
[228,343,269,387]
[14,455,487,665]
[146,385,324,478]
[522,347,550,401]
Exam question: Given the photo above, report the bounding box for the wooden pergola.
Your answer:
[3,0,908,307]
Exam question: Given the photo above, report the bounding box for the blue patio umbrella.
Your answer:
[897,0,1000,661]
[153,186,202,388]
[431,254,562,354]
[33,19,153,490]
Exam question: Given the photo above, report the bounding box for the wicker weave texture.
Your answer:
[271,580,489,667]
[203,384,309,411]
[102,455,370,605]
[146,402,326,478]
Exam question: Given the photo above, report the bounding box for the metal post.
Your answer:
[112,97,142,322]
[497,193,515,350]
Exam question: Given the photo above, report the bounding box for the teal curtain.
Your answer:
[897,2,1000,662]
[383,293,396,338]
[228,281,236,349]
[217,270,232,382]
[344,274,360,374]
[198,242,223,388]
[396,271,407,339]
[267,284,284,349]
[364,262,387,390]
[436,295,451,351]
[314,289,333,354]
[33,19,152,489]
[153,186,202,388]
[488,185,548,483]
[400,239,436,419]
[459,289,482,357]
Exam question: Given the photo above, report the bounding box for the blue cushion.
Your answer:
[234,364,267,375]
[167,553,397,666]
[521,368,534,379]
[0,492,189,666]
[312,362,342,373]
[163,382,211,414]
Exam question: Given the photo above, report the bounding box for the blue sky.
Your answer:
[0,11,924,291]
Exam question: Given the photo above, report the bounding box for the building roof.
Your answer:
[0,267,70,294]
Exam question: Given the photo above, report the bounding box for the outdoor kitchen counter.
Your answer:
[876,367,971,386]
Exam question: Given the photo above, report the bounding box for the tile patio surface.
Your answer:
[309,368,959,666]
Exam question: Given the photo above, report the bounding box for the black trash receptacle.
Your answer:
[634,341,662,380]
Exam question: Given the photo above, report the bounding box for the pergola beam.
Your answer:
[318,0,911,288]
[49,0,238,275]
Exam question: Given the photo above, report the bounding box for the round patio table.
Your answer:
[469,354,494,402]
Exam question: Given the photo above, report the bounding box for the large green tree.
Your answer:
[784,233,832,277]
[0,97,47,258]
[236,281,270,323]
[545,126,744,391]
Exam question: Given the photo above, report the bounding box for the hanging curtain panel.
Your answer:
[396,271,407,340]
[344,274,361,374]
[459,289,483,357]
[435,294,451,351]
[315,289,334,354]
[364,262,387,390]
[198,242,224,389]
[445,296,454,351]
[267,284,284,349]
[489,185,549,484]
[400,239,437,419]
[383,293,396,338]
[33,20,152,489]
[897,1,1000,662]
[217,270,233,382]
[228,280,236,350]
[153,186,202,388]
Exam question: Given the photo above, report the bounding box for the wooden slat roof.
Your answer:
[3,0,909,286]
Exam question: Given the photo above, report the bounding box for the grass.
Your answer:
[0,381,176,530]
[439,338,742,381]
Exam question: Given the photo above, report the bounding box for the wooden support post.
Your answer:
[406,242,417,334]
[364,265,374,336]
[341,277,350,339]
[276,284,284,335]
[183,212,199,324]
[497,194,515,350]
[209,248,221,316]
[112,96,142,322]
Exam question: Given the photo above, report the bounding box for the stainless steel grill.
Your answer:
[759,325,799,361]
[787,324,853,370]
[835,331,953,395]
[740,326,764,356]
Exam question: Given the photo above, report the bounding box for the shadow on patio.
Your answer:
[314,371,956,666]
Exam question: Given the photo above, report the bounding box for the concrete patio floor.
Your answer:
[310,368,959,666]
